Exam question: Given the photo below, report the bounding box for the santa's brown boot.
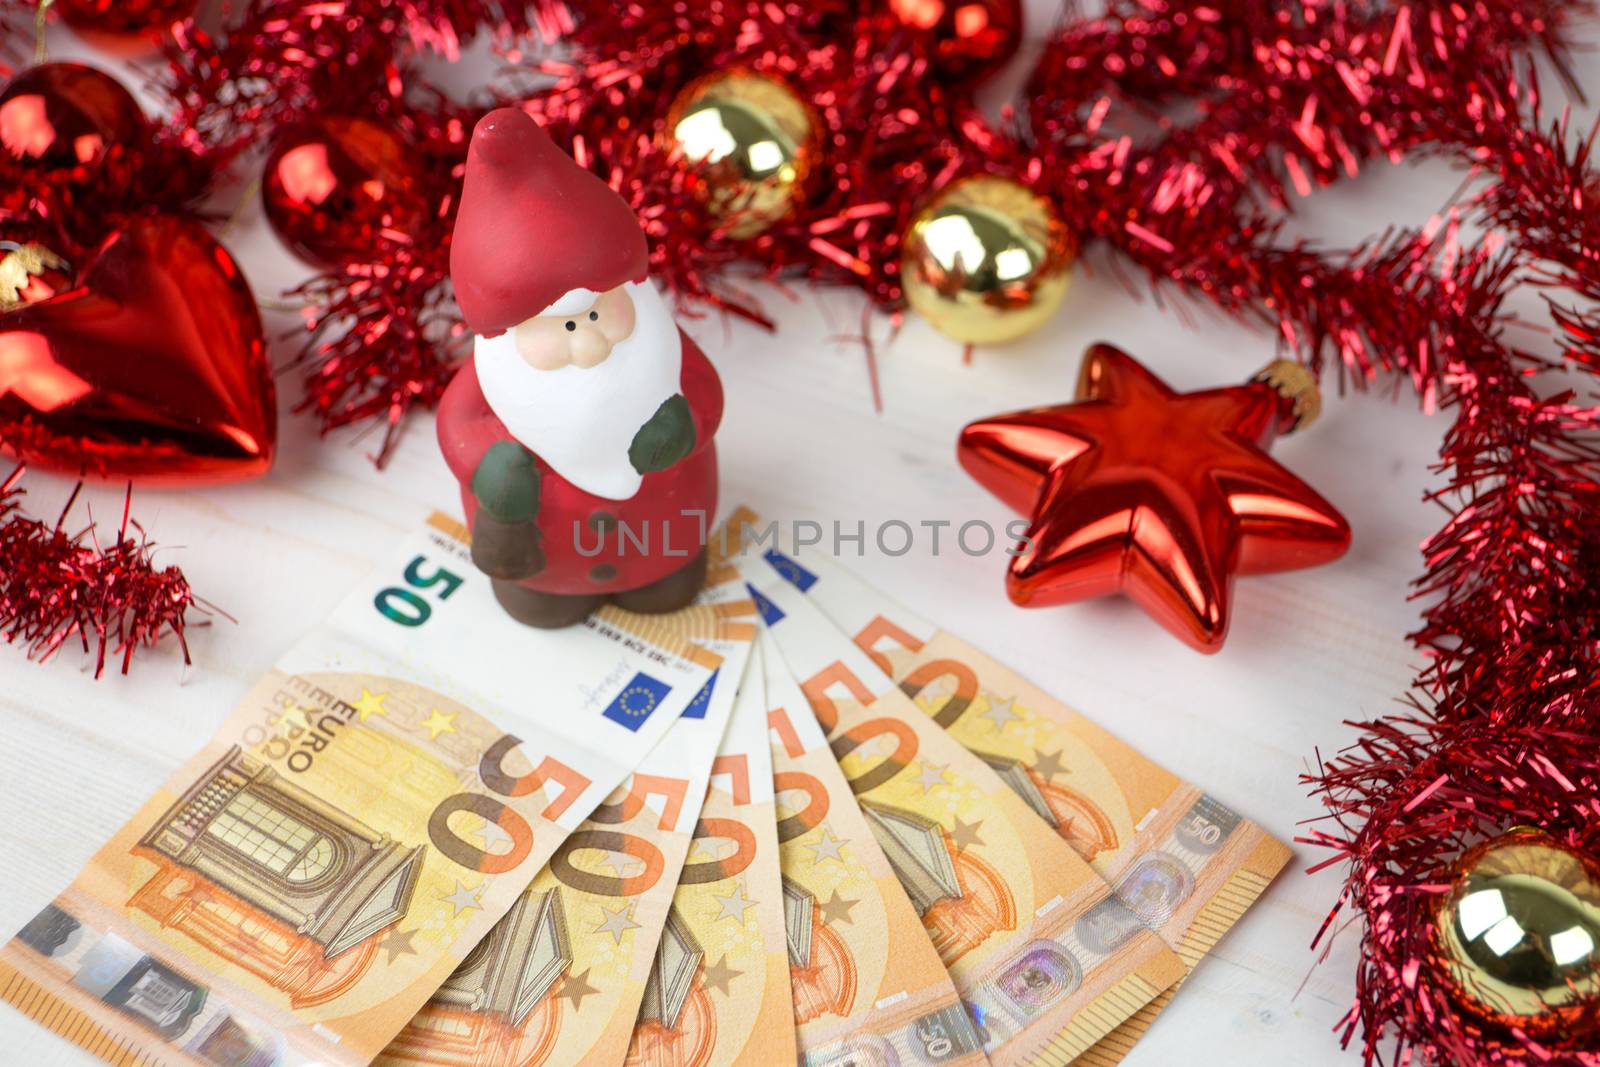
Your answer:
[492,579,606,628]
[611,549,708,614]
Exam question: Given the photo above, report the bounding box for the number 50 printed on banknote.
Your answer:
[0,513,717,1067]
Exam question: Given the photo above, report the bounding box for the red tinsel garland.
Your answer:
[0,467,200,676]
[1294,76,1600,1067]
[1013,2,1600,1062]
[1021,2,1600,1063]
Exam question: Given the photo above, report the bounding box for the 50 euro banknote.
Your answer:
[380,604,755,1067]
[0,512,719,1067]
[742,558,1188,1067]
[623,642,797,1067]
[747,536,1293,1064]
[760,634,986,1067]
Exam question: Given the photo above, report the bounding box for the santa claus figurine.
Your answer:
[438,108,723,627]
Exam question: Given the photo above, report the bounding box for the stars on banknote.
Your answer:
[441,880,483,917]
[421,708,458,740]
[711,881,757,925]
[352,688,389,722]
[556,968,599,1009]
[805,827,848,865]
[950,817,985,852]
[979,694,1021,729]
[474,818,514,853]
[702,955,743,996]
[1032,748,1068,781]
[599,851,646,877]
[818,890,858,926]
[594,903,640,943]
[909,761,951,793]
[380,928,419,964]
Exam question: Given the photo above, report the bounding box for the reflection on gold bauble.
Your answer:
[665,69,817,239]
[900,174,1073,345]
[0,243,70,312]
[1433,828,1600,1036]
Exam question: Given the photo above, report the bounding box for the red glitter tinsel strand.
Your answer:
[0,467,200,677]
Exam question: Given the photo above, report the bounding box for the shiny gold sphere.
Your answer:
[1433,829,1600,1036]
[900,174,1074,345]
[665,69,817,239]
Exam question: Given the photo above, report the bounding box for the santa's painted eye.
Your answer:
[589,311,598,321]
[565,321,576,331]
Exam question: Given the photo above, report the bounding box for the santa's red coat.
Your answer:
[437,328,723,595]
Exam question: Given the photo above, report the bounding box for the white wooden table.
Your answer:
[6,9,1594,1064]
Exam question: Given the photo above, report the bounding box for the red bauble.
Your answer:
[887,0,1023,85]
[262,114,429,266]
[959,344,1350,652]
[0,217,275,483]
[0,63,146,171]
[54,0,199,39]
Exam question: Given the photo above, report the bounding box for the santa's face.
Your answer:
[513,286,638,370]
[474,280,682,501]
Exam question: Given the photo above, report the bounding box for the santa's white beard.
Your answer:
[474,280,682,501]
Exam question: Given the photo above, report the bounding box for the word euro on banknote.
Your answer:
[0,512,716,1067]
[380,597,756,1067]
[750,539,1292,1065]
[761,635,986,1067]
[742,562,1186,1067]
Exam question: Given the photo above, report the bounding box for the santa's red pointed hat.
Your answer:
[450,108,650,337]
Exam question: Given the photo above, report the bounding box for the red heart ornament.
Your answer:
[0,216,276,483]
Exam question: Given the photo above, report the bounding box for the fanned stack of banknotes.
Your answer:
[0,508,1289,1067]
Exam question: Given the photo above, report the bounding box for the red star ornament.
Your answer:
[958,343,1351,652]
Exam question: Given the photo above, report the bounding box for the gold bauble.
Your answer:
[1433,828,1600,1036]
[900,174,1074,345]
[665,69,817,239]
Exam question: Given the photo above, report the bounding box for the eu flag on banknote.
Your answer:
[602,673,671,731]
[763,549,817,591]
[746,584,785,626]
[681,669,717,720]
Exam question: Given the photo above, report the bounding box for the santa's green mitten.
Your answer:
[629,394,696,474]
[472,441,541,523]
